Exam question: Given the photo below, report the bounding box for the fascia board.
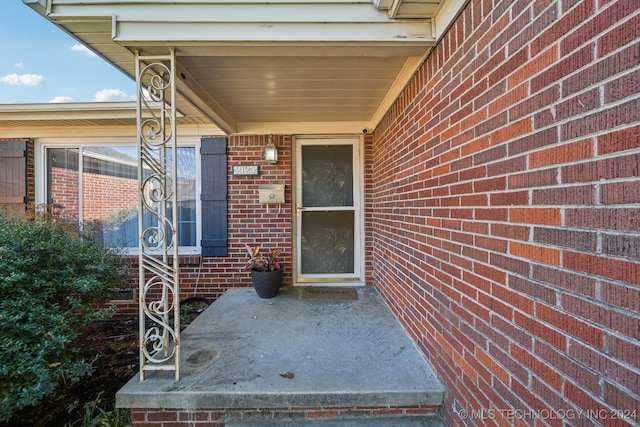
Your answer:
[433,0,468,40]
[46,1,435,43]
[113,21,434,44]
[0,102,182,120]
[47,2,404,23]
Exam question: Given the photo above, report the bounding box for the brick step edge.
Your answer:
[131,405,444,426]
[226,415,446,427]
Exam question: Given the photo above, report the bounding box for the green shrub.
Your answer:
[0,212,129,422]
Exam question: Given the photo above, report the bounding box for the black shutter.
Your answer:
[200,137,228,256]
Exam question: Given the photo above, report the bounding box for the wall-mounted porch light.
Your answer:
[263,134,278,163]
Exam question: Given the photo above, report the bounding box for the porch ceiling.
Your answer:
[24,0,465,135]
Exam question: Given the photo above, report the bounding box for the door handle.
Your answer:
[296,203,304,217]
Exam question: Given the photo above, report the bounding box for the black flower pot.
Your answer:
[251,267,284,298]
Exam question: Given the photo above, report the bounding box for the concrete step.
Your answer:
[118,287,445,426]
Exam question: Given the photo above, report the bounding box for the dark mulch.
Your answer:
[4,317,139,427]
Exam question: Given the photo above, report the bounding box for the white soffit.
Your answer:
[23,0,466,135]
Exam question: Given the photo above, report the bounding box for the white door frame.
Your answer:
[293,135,365,286]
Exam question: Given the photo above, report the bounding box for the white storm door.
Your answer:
[295,137,363,284]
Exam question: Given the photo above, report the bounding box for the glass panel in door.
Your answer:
[301,210,354,274]
[296,138,361,282]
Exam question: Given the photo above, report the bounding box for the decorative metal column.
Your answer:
[135,49,180,381]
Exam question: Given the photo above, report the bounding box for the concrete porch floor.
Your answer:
[116,286,445,425]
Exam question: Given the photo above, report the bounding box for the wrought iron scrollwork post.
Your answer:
[135,49,180,381]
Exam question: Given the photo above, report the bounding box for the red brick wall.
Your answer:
[173,135,294,305]
[93,135,294,316]
[129,404,439,426]
[371,0,639,425]
[227,134,292,284]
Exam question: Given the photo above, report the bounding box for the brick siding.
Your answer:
[371,0,639,426]
[129,404,439,427]
[174,135,294,308]
[226,134,292,287]
[111,135,294,316]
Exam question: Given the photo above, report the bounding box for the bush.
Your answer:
[0,212,129,422]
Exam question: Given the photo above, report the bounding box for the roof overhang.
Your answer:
[23,0,467,135]
[0,101,221,139]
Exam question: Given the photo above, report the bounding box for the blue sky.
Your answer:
[0,1,136,104]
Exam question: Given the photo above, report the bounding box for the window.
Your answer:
[45,145,198,252]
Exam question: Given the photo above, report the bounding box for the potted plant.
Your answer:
[243,244,284,298]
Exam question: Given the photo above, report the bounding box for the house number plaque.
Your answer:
[232,165,259,176]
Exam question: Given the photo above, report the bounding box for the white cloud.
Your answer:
[71,43,97,57]
[49,96,74,103]
[93,88,129,102]
[1,73,44,86]
[14,61,23,68]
